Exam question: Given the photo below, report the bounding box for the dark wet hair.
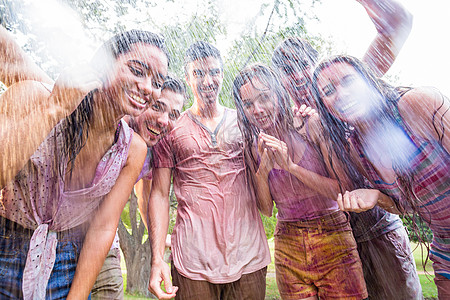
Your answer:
[92,29,170,72]
[232,63,293,169]
[61,29,169,179]
[161,75,188,105]
[184,41,223,76]
[272,37,319,72]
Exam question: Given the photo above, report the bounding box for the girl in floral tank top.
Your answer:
[0,30,170,299]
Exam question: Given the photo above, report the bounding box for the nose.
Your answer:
[156,111,170,128]
[202,73,214,86]
[253,101,265,115]
[336,85,350,100]
[138,77,161,103]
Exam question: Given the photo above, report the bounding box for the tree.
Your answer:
[1,0,325,296]
[118,192,154,297]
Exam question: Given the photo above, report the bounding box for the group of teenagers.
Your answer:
[0,0,448,299]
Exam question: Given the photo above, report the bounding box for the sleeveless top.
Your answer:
[265,130,339,221]
[350,88,450,276]
[0,118,133,299]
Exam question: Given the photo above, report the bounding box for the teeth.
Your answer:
[130,93,146,105]
[147,126,160,136]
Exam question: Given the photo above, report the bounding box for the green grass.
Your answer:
[122,240,438,299]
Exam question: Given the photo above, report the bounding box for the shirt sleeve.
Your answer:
[152,132,175,169]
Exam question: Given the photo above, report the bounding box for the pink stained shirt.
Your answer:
[0,119,133,299]
[153,108,271,284]
[265,130,339,221]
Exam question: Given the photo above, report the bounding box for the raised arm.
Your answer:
[67,134,147,299]
[0,36,102,186]
[147,167,178,299]
[359,0,413,76]
[0,26,53,86]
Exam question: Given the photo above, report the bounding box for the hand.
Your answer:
[337,189,379,213]
[293,104,317,118]
[292,104,317,131]
[148,259,178,299]
[256,135,274,176]
[259,132,293,172]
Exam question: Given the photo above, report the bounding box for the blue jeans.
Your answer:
[0,217,90,299]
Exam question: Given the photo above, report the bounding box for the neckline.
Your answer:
[187,108,228,147]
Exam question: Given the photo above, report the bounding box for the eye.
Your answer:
[260,94,271,103]
[283,66,294,75]
[129,66,145,77]
[151,102,163,112]
[169,111,180,121]
[152,79,163,89]
[341,75,356,87]
[243,101,253,109]
[209,69,221,77]
[322,86,335,97]
[193,70,204,78]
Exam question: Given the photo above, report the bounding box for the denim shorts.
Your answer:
[0,217,89,299]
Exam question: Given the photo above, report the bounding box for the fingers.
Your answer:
[337,193,344,211]
[338,191,362,212]
[148,263,178,299]
[338,190,371,213]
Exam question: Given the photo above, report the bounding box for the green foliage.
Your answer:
[261,206,278,239]
[402,215,433,243]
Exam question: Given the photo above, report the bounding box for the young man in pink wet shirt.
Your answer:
[148,41,271,300]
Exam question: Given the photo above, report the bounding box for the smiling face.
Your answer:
[104,43,168,117]
[185,57,223,107]
[316,61,384,125]
[133,88,184,147]
[278,56,314,107]
[239,77,279,131]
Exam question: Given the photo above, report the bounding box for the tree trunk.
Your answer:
[118,192,155,298]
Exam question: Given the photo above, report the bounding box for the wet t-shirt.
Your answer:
[153,108,271,283]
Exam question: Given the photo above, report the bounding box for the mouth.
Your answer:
[336,99,360,116]
[125,90,148,108]
[146,124,162,137]
[255,116,273,126]
[199,85,217,98]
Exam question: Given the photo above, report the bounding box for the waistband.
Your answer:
[277,210,350,229]
[0,216,86,242]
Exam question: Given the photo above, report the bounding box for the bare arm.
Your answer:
[148,167,177,299]
[251,138,274,217]
[66,134,147,299]
[136,177,152,230]
[0,26,53,86]
[260,132,343,200]
[359,0,413,76]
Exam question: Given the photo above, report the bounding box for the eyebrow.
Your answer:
[155,100,168,109]
[129,60,166,81]
[129,59,149,70]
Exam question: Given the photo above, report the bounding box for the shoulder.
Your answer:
[398,86,448,139]
[398,86,443,112]
[127,133,147,166]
